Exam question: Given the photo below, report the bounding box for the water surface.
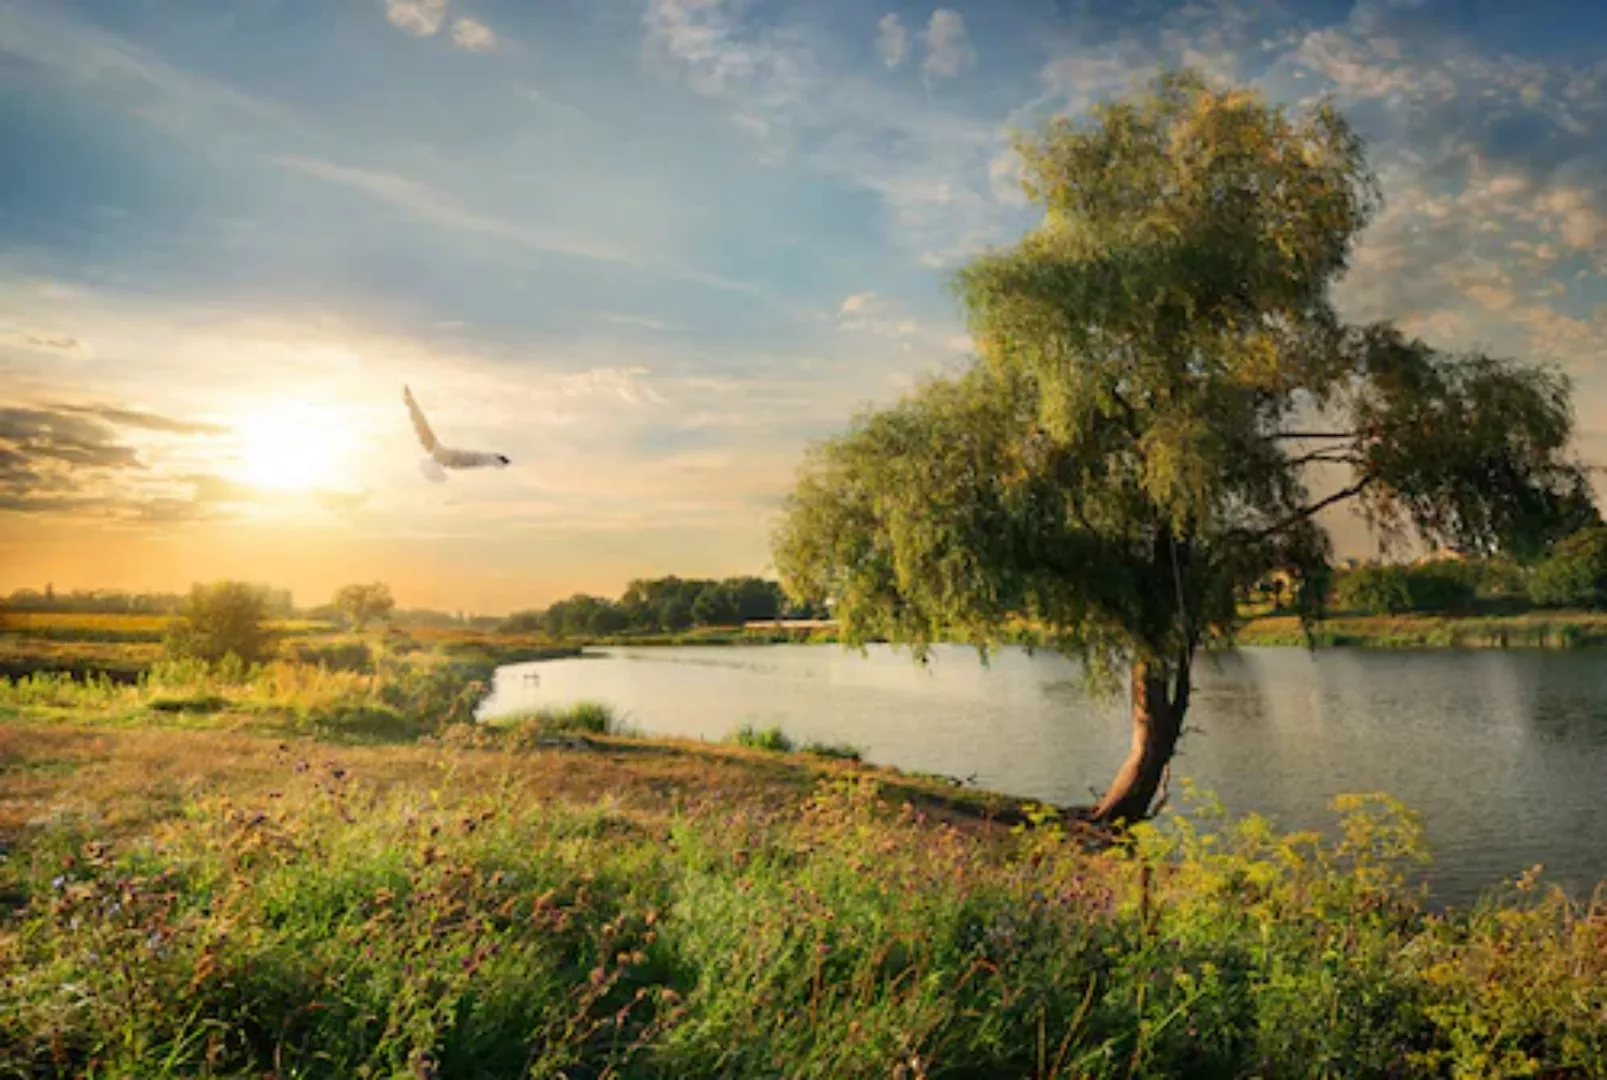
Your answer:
[479,644,1607,909]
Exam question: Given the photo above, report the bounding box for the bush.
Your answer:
[163,582,275,666]
[1403,559,1478,613]
[496,701,622,740]
[1528,526,1607,609]
[1334,561,1476,615]
[1335,565,1413,615]
[289,640,375,673]
[729,723,794,752]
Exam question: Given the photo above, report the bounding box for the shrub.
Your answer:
[1403,559,1478,613]
[1528,526,1607,609]
[163,582,275,667]
[289,639,375,673]
[1335,565,1413,615]
[729,723,794,752]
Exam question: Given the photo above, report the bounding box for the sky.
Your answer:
[1,0,1605,613]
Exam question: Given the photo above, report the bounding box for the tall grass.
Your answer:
[0,769,1601,1077]
[0,652,499,742]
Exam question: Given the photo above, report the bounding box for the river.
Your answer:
[477,643,1607,910]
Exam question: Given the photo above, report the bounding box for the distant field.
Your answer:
[0,611,336,637]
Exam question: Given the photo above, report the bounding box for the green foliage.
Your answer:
[163,581,276,667]
[333,581,396,630]
[1527,526,1607,609]
[728,723,795,753]
[288,638,376,673]
[800,739,865,762]
[2,772,1603,1077]
[1401,559,1478,613]
[0,651,499,742]
[1336,565,1413,615]
[496,700,622,738]
[775,68,1591,705]
[512,577,792,639]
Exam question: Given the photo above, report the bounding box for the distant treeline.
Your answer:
[502,575,823,638]
[1287,527,1607,616]
[1,584,295,617]
[0,586,496,629]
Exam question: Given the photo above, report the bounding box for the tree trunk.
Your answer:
[1089,658,1185,826]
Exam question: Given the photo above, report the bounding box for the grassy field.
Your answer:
[2,619,1605,1075]
[1,700,1604,1076]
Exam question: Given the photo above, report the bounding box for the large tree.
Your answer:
[772,71,1594,826]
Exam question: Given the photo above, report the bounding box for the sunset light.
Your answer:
[233,402,359,494]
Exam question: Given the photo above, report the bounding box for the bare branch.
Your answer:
[1286,449,1363,468]
[1245,474,1378,542]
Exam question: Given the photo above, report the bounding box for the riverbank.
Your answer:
[2,706,1603,1077]
[1236,610,1607,649]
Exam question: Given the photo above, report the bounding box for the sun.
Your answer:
[234,401,359,493]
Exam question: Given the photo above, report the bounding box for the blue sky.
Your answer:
[1,0,1605,611]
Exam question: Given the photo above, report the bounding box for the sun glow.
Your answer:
[234,401,360,493]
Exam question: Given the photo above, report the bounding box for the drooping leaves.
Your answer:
[773,68,1594,693]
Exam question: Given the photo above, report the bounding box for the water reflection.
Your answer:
[479,644,1607,909]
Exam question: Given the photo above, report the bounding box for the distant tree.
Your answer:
[1402,560,1478,613]
[165,581,275,667]
[1528,527,1607,609]
[333,582,396,631]
[691,585,743,627]
[726,576,786,621]
[773,69,1593,826]
[500,609,546,634]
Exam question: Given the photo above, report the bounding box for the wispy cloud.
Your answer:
[642,1,1021,267]
[922,10,976,82]
[876,13,909,69]
[0,1,311,140]
[272,156,758,295]
[451,17,496,52]
[385,0,447,38]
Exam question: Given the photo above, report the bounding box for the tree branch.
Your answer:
[1273,430,1357,440]
[1286,449,1363,468]
[1246,473,1378,542]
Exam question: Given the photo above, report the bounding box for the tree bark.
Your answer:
[1089,658,1185,826]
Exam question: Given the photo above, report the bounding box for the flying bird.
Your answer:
[403,385,510,483]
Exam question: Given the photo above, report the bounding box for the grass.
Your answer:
[1237,610,1607,649]
[488,700,629,739]
[729,722,796,753]
[0,718,1603,1078]
[0,652,501,745]
[3,606,1606,1073]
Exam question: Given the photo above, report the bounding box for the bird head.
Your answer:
[496,454,511,466]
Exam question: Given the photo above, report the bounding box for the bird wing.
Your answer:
[403,386,439,454]
[436,447,505,469]
[419,457,448,484]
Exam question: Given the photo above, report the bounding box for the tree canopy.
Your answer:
[333,582,397,631]
[772,70,1594,824]
[164,581,275,667]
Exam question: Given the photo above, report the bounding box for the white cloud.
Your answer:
[839,292,878,315]
[385,0,447,38]
[451,17,496,51]
[875,13,908,69]
[1538,186,1605,250]
[642,1,1014,265]
[921,9,976,81]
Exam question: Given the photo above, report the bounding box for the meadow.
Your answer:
[0,614,1605,1076]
